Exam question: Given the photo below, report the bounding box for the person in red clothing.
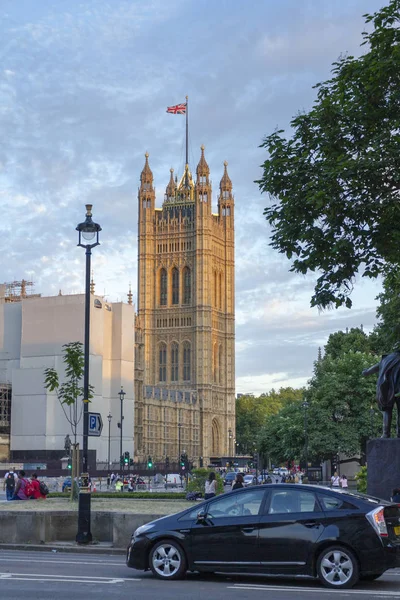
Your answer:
[30,473,46,499]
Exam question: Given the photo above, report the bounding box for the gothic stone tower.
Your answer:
[134,147,235,465]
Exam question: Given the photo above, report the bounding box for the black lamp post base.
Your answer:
[76,492,92,544]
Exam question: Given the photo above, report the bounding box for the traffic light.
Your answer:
[67,458,72,470]
[129,458,134,466]
[165,456,170,469]
[120,455,124,467]
[124,451,130,466]
[147,455,153,469]
[180,453,186,471]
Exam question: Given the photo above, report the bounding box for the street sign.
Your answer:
[88,412,103,437]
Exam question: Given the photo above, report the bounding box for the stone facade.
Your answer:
[134,147,235,465]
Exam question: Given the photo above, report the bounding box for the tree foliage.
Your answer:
[44,342,94,444]
[236,388,304,455]
[371,266,400,353]
[258,350,381,465]
[257,1,400,309]
[187,468,224,496]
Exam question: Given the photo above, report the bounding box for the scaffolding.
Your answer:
[2,279,41,303]
[0,384,11,433]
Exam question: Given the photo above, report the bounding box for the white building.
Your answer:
[0,291,135,467]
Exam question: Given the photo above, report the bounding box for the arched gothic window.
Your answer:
[159,343,167,382]
[219,272,223,310]
[183,342,191,382]
[172,267,179,305]
[160,269,167,306]
[171,342,179,382]
[183,267,191,304]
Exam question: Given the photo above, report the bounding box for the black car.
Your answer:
[223,471,237,486]
[126,483,400,589]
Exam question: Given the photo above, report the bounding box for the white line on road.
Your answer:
[0,557,123,566]
[229,584,400,596]
[0,571,139,583]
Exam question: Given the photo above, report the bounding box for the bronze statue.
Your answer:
[64,434,72,456]
[363,351,400,438]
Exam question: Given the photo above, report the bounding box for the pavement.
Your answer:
[0,549,399,599]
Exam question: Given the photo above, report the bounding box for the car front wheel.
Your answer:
[317,546,359,589]
[150,540,187,580]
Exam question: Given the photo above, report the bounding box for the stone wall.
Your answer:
[0,511,162,548]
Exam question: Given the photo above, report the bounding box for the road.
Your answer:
[0,550,399,599]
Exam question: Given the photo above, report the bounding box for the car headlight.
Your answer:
[134,523,155,538]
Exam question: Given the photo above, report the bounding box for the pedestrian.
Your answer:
[391,488,400,503]
[107,475,111,489]
[110,472,116,486]
[331,471,340,488]
[29,473,46,500]
[231,473,244,491]
[13,470,30,500]
[3,468,17,501]
[340,474,348,489]
[204,472,217,499]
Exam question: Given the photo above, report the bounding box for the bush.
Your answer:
[48,492,187,499]
[355,466,367,493]
[186,468,224,496]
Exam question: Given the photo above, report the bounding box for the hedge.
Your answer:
[48,492,188,500]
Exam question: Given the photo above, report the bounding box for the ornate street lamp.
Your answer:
[107,412,112,467]
[118,387,126,469]
[75,204,101,545]
[302,401,309,480]
[228,428,233,457]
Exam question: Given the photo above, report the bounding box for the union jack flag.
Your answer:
[166,103,186,114]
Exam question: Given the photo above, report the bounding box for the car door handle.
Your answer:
[303,520,321,529]
[241,527,255,533]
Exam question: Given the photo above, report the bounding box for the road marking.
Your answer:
[229,584,400,596]
[0,557,123,566]
[0,571,139,583]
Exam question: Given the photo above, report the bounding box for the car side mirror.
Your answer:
[197,510,207,522]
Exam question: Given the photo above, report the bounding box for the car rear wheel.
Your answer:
[150,540,187,580]
[317,546,359,589]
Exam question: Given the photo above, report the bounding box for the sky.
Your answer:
[0,0,387,395]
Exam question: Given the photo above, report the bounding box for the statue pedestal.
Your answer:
[367,438,400,501]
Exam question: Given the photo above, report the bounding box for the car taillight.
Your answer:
[366,506,388,538]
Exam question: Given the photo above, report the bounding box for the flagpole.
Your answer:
[185,95,189,188]
[185,95,188,167]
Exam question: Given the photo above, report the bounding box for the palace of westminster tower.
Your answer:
[134,147,235,465]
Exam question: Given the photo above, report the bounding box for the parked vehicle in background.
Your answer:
[243,474,257,487]
[223,472,237,486]
[165,474,182,488]
[126,484,400,589]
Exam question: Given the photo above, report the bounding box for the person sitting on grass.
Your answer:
[30,473,46,500]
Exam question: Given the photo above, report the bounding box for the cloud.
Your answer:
[0,0,385,391]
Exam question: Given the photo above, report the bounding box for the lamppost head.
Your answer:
[118,386,126,402]
[302,401,310,410]
[107,412,112,423]
[77,204,102,248]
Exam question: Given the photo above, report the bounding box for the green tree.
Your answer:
[44,342,94,445]
[187,468,224,496]
[258,351,381,465]
[44,342,94,500]
[324,328,372,360]
[256,1,400,309]
[370,267,400,353]
[236,388,304,455]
